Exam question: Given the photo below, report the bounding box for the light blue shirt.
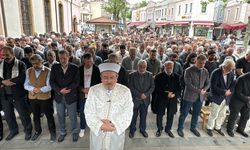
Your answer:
[24,66,52,93]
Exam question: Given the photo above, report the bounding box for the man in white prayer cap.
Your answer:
[85,63,134,150]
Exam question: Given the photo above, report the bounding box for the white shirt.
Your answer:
[84,66,93,98]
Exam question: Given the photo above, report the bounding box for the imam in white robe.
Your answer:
[85,83,134,150]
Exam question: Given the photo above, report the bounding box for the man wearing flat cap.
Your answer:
[85,63,134,150]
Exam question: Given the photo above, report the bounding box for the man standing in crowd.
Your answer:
[24,54,56,141]
[153,61,181,138]
[85,63,133,150]
[0,46,32,141]
[121,47,140,75]
[206,59,235,137]
[236,50,250,77]
[78,53,101,138]
[227,72,250,137]
[146,49,161,77]
[50,50,80,142]
[128,60,155,138]
[177,54,209,137]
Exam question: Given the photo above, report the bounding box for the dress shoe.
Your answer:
[129,132,134,138]
[31,132,41,141]
[165,130,174,138]
[5,132,18,141]
[227,130,234,137]
[25,132,32,140]
[58,134,67,142]
[140,131,148,138]
[190,128,200,137]
[177,129,184,137]
[50,133,56,142]
[72,133,78,142]
[206,129,213,137]
[155,130,161,137]
[214,129,225,136]
[236,129,249,137]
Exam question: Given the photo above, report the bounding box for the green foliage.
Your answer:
[139,0,148,8]
[103,0,128,21]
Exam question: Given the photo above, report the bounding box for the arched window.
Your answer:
[72,17,77,32]
[44,0,52,32]
[20,0,33,35]
[58,3,64,33]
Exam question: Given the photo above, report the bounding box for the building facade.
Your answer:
[0,0,81,37]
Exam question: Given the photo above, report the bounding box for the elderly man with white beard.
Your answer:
[84,63,133,150]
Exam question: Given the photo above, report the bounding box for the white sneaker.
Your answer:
[79,129,85,137]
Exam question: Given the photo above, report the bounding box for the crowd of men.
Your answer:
[0,31,249,145]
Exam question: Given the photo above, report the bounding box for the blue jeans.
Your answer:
[56,97,78,135]
[79,98,86,129]
[178,98,203,130]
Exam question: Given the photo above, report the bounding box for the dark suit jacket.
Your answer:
[50,63,80,104]
[230,73,250,109]
[152,72,181,115]
[79,64,101,99]
[209,67,235,105]
[0,59,26,100]
[118,66,128,86]
[128,71,155,108]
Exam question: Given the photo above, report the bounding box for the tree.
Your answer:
[205,0,250,50]
[120,6,131,31]
[103,0,129,32]
[139,0,148,8]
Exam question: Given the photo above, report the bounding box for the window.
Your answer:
[20,0,33,35]
[185,4,188,14]
[59,3,64,33]
[235,7,239,21]
[165,8,167,16]
[226,10,230,22]
[178,5,181,15]
[162,9,164,17]
[44,0,52,33]
[171,8,174,17]
[194,27,208,37]
[201,3,207,13]
[190,3,192,13]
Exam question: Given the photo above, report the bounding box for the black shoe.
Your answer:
[5,132,18,141]
[50,133,56,142]
[165,130,174,138]
[0,134,3,141]
[72,133,78,142]
[129,132,134,138]
[214,129,225,136]
[190,128,200,137]
[25,132,32,140]
[207,129,213,137]
[177,129,184,137]
[31,132,41,141]
[58,134,67,142]
[156,130,161,137]
[236,129,249,137]
[227,130,234,137]
[140,131,148,138]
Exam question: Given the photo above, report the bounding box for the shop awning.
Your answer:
[127,22,145,27]
[193,21,214,28]
[223,22,247,30]
[156,22,170,27]
[137,23,150,29]
[171,21,189,26]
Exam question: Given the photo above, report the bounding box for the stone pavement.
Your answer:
[0,109,250,150]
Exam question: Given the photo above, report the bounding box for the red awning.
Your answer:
[170,21,189,26]
[156,22,170,27]
[127,22,145,27]
[223,22,247,30]
[193,21,214,28]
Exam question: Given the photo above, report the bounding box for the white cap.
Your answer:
[98,63,121,73]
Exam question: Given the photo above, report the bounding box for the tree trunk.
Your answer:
[244,16,250,51]
[123,18,127,32]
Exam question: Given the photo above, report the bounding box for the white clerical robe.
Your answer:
[85,83,134,150]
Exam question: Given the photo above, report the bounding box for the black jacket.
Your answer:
[230,73,250,109]
[0,59,26,101]
[152,72,181,115]
[50,63,80,104]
